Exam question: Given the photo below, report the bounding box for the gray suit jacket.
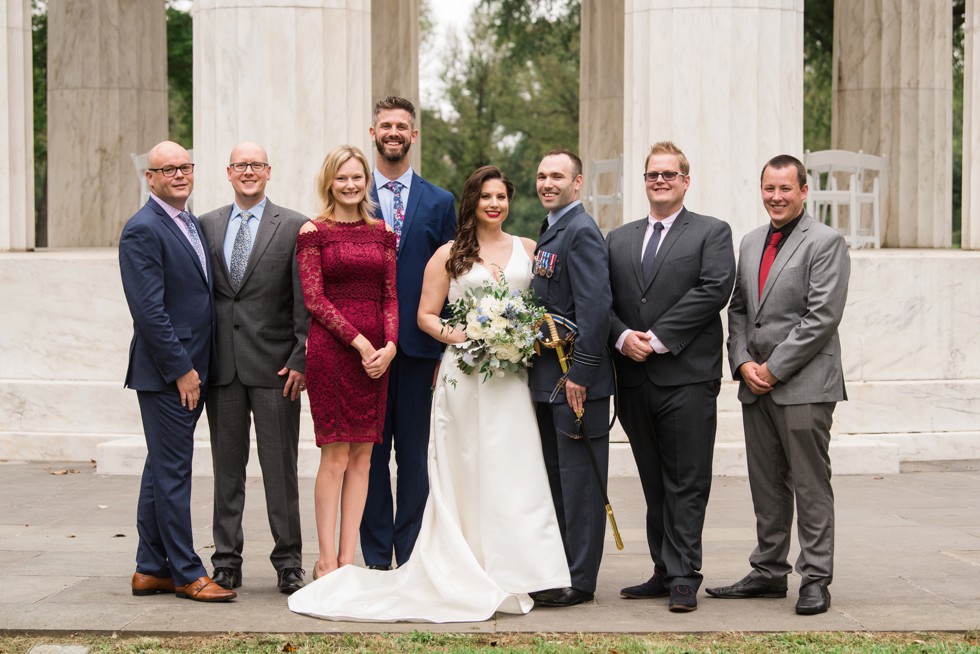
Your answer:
[200,200,310,387]
[728,213,850,405]
[607,208,735,388]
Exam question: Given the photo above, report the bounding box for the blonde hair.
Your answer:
[644,141,690,176]
[314,145,378,224]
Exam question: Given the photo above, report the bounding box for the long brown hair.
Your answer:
[314,145,378,224]
[446,166,515,279]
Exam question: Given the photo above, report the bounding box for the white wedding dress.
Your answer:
[288,235,570,622]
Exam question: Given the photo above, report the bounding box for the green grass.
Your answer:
[3,632,979,654]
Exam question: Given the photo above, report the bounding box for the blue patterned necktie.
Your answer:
[177,210,208,280]
[230,210,252,290]
[383,181,405,247]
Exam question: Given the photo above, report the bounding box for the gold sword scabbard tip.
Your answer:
[606,505,624,550]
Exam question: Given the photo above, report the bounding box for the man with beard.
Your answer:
[359,96,457,570]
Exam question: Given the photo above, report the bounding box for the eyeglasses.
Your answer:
[643,171,685,182]
[230,162,270,173]
[148,164,195,177]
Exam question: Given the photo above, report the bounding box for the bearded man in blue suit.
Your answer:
[119,140,235,603]
[359,97,457,570]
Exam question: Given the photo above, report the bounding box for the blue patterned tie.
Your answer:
[177,210,208,280]
[383,181,405,247]
[230,210,252,290]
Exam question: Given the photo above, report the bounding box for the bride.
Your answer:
[288,165,570,622]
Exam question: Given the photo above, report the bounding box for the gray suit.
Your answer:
[529,202,614,594]
[607,208,734,590]
[727,212,850,588]
[200,200,310,573]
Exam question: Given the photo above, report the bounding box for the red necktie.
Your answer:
[758,231,784,298]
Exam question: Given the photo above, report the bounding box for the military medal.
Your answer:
[534,250,557,277]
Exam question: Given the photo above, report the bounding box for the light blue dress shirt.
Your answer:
[374,168,414,228]
[223,198,267,270]
[547,199,583,228]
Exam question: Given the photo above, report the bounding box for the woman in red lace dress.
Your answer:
[297,145,398,579]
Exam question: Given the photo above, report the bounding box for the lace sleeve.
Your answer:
[382,229,399,345]
[296,230,361,346]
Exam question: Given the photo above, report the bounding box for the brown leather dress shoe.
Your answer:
[131,572,175,596]
[175,575,237,602]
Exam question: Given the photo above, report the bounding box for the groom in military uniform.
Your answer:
[528,149,615,607]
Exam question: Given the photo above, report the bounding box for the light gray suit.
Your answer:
[727,212,849,589]
[200,200,309,573]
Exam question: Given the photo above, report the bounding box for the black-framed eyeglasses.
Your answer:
[148,164,195,177]
[643,171,685,182]
[230,162,270,173]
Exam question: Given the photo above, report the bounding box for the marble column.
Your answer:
[963,0,980,251]
[624,0,803,246]
[193,0,373,217]
[371,0,421,171]
[580,0,624,231]
[832,0,953,248]
[46,1,168,247]
[1,0,35,251]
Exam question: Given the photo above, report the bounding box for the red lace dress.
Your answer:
[297,219,398,445]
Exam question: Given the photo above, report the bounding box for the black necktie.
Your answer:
[540,214,551,236]
[642,222,665,280]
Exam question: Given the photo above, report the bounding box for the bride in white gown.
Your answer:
[288,166,570,622]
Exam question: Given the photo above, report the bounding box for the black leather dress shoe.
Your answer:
[532,586,595,608]
[796,583,831,615]
[367,564,392,571]
[668,584,698,612]
[277,567,305,594]
[620,573,668,599]
[211,567,242,590]
[705,573,787,599]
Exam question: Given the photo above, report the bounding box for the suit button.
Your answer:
[234,297,240,303]
[755,322,762,328]
[233,325,240,330]
[641,298,647,304]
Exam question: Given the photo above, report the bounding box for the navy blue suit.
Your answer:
[119,198,215,585]
[360,173,456,567]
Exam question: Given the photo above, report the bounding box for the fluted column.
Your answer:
[47,0,168,246]
[193,0,372,216]
[0,0,35,251]
[580,0,624,231]
[624,0,803,246]
[832,0,953,248]
[963,0,980,250]
[371,0,420,171]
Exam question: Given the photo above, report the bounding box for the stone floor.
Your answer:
[1,459,978,634]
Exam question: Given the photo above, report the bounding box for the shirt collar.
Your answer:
[374,167,414,190]
[232,197,267,222]
[648,207,683,230]
[548,200,582,226]
[150,194,184,219]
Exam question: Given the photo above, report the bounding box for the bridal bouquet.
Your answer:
[443,274,546,381]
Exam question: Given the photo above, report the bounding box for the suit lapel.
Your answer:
[238,201,280,289]
[757,215,811,311]
[155,203,208,283]
[400,175,426,256]
[214,205,234,287]
[537,202,585,252]
[642,209,690,292]
[629,218,647,289]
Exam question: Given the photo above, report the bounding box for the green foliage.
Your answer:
[166,4,193,147]
[953,0,965,246]
[421,1,581,238]
[803,0,833,152]
[32,0,47,244]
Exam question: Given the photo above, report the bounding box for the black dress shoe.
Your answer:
[367,564,392,571]
[705,573,786,599]
[796,583,831,615]
[277,567,305,594]
[211,567,242,590]
[621,573,668,599]
[532,586,595,608]
[668,584,698,612]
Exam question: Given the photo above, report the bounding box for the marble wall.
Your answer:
[623,0,804,248]
[832,0,953,248]
[3,249,979,476]
[46,1,168,247]
[580,0,624,231]
[0,0,35,252]
[192,0,373,218]
[964,0,979,251]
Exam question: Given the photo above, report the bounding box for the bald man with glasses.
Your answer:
[199,142,310,595]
